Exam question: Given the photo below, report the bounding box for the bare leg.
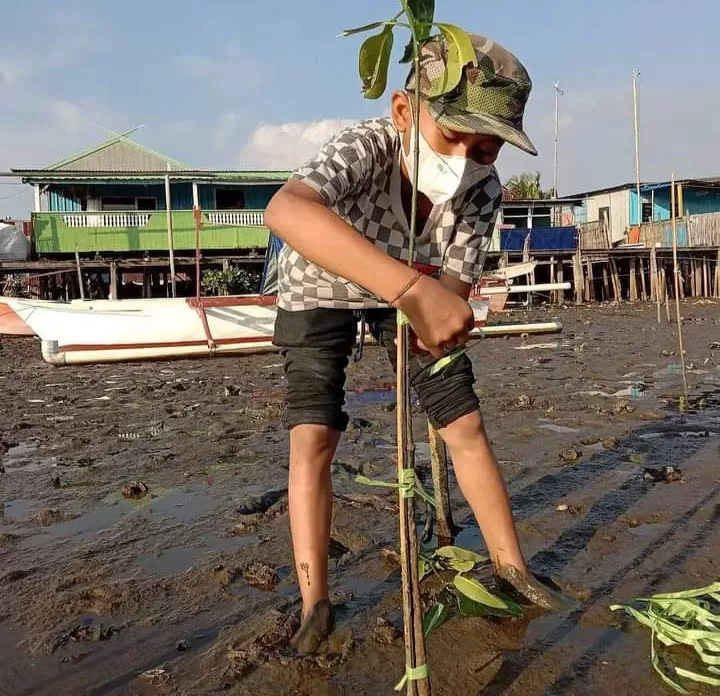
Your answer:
[288,424,340,615]
[439,410,527,573]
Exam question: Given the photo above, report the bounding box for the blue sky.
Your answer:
[2,0,719,217]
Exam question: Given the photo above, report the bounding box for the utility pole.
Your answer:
[632,69,642,225]
[553,82,563,199]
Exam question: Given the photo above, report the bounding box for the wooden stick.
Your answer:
[602,262,610,302]
[586,259,595,302]
[394,41,430,696]
[74,248,85,301]
[428,422,456,545]
[639,257,647,300]
[629,257,638,302]
[573,249,583,305]
[663,265,671,323]
[671,175,690,407]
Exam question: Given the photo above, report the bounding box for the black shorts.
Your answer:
[272,307,479,432]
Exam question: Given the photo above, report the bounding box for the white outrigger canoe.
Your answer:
[0,260,567,366]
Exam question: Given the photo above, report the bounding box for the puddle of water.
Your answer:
[2,498,38,521]
[2,440,39,467]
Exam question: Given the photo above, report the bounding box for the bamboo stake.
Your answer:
[663,265,671,323]
[671,175,690,408]
[394,38,430,696]
[629,258,638,301]
[428,423,456,545]
[650,247,661,323]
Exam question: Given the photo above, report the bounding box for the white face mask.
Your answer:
[398,100,492,205]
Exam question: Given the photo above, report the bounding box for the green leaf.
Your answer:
[359,26,395,100]
[399,39,414,64]
[340,21,387,37]
[404,0,434,40]
[454,574,508,610]
[423,602,448,637]
[427,23,478,98]
[418,556,430,581]
[434,546,487,565]
[448,560,476,573]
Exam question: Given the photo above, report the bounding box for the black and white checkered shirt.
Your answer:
[277,118,501,311]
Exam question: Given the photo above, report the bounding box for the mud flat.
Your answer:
[1,301,719,695]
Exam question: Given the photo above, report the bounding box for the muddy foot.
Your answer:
[496,564,569,612]
[290,600,334,656]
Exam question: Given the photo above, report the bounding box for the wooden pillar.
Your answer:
[109,262,118,300]
[142,268,152,299]
[689,260,696,297]
[703,256,709,297]
[557,259,564,304]
[679,263,686,299]
[695,259,703,297]
[639,257,647,300]
[716,249,720,297]
[662,265,671,322]
[586,259,596,302]
[164,168,177,298]
[629,258,638,302]
[609,257,622,301]
[549,256,556,304]
[602,263,610,301]
[573,249,584,305]
[649,247,658,301]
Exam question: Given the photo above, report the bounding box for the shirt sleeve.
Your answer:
[289,125,378,206]
[442,173,502,285]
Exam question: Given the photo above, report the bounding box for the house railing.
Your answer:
[205,210,264,226]
[633,212,720,247]
[48,209,265,230]
[63,212,153,228]
[577,221,610,250]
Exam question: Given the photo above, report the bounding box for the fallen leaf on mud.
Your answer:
[559,447,582,464]
[643,466,683,483]
[121,481,150,500]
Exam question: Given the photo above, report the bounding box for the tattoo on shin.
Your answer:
[300,562,311,586]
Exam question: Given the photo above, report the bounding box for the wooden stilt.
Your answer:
[650,248,660,323]
[609,257,622,301]
[549,256,557,304]
[662,265,671,322]
[602,263,610,301]
[109,262,118,300]
[573,250,583,305]
[629,258,638,302]
[557,260,565,304]
[586,259,596,302]
[703,256,709,297]
[679,263,686,299]
[639,257,647,300]
[716,249,720,297]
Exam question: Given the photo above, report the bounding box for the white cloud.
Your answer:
[240,119,358,169]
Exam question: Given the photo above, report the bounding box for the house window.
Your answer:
[102,196,135,211]
[598,206,610,230]
[137,197,157,211]
[216,188,246,210]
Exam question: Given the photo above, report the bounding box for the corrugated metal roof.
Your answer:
[11,170,291,184]
[44,131,189,172]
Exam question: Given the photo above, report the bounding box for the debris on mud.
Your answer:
[236,489,287,515]
[556,504,582,515]
[32,509,65,526]
[559,447,582,464]
[514,394,534,409]
[50,622,119,653]
[643,466,684,483]
[243,563,279,591]
[141,667,171,684]
[373,616,402,645]
[613,401,636,414]
[121,481,150,500]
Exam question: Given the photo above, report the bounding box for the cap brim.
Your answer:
[426,103,537,156]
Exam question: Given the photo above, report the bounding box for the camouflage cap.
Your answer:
[406,34,537,156]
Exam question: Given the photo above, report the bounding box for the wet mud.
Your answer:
[1,301,719,695]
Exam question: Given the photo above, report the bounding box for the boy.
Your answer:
[265,33,557,654]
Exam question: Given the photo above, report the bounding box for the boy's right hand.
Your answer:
[394,275,474,359]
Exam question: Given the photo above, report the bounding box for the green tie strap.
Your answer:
[355,469,436,507]
[395,662,429,691]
